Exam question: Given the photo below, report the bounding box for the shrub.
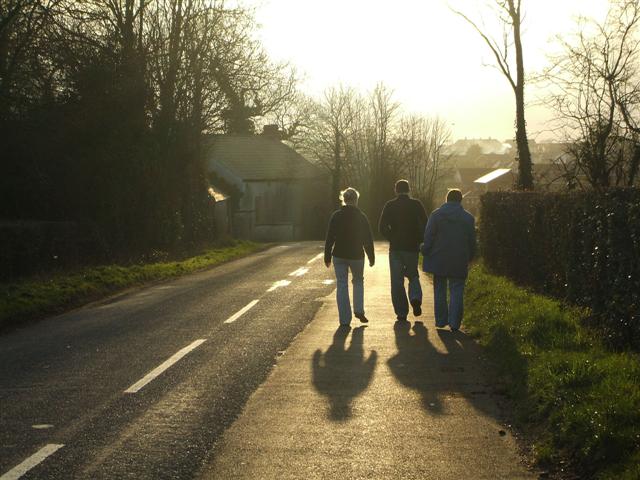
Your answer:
[0,221,106,281]
[480,189,640,350]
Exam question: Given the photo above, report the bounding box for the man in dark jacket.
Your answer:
[422,189,476,331]
[324,187,375,325]
[378,180,427,321]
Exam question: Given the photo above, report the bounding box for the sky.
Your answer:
[250,0,610,141]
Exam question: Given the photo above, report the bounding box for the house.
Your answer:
[436,166,515,217]
[205,129,330,241]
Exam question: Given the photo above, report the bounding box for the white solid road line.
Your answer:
[0,444,64,480]
[224,299,259,324]
[307,253,323,264]
[124,339,206,394]
[267,280,291,292]
[289,267,309,277]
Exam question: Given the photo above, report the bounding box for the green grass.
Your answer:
[0,240,268,332]
[465,264,640,480]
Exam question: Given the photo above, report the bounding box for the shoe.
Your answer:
[355,313,369,323]
[411,300,422,317]
[450,326,459,332]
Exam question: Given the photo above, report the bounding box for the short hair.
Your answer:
[446,189,463,202]
[395,179,410,194]
[340,187,360,205]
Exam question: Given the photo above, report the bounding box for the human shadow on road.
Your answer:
[312,325,377,421]
[387,321,502,417]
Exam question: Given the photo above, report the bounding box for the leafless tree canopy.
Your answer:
[296,83,451,217]
[542,0,640,190]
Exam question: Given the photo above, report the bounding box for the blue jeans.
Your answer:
[433,275,466,329]
[333,257,365,325]
[389,250,422,319]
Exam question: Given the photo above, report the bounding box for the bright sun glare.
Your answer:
[252,0,610,141]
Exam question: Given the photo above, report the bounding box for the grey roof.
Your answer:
[205,135,323,181]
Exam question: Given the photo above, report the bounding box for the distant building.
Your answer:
[447,138,512,156]
[436,166,515,217]
[205,128,330,241]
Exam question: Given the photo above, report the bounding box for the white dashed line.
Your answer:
[224,299,259,324]
[289,267,309,277]
[322,279,335,285]
[31,425,54,430]
[124,339,206,393]
[267,280,291,292]
[307,253,324,264]
[0,444,64,480]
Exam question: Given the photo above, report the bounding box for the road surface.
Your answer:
[0,242,331,479]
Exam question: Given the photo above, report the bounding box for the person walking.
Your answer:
[324,187,375,325]
[378,180,427,322]
[421,189,476,332]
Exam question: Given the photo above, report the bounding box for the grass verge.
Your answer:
[0,240,268,332]
[465,264,640,480]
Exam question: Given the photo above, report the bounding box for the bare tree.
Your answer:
[0,0,62,117]
[300,86,357,207]
[453,0,533,189]
[543,0,640,189]
[368,83,400,217]
[299,82,453,218]
[395,115,451,212]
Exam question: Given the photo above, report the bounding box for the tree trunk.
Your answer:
[512,4,533,190]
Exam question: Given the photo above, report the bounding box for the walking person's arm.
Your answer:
[362,214,375,267]
[422,213,437,256]
[324,213,337,267]
[416,200,428,246]
[378,202,391,240]
[418,201,427,231]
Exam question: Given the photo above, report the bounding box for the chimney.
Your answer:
[262,124,282,141]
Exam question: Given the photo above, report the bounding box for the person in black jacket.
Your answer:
[378,180,427,321]
[324,187,375,325]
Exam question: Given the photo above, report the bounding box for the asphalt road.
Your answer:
[0,242,334,479]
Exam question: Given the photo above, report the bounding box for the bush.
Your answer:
[0,221,106,281]
[480,189,640,350]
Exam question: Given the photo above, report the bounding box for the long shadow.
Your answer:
[387,321,520,419]
[312,325,377,421]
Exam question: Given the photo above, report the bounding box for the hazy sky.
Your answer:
[251,0,610,141]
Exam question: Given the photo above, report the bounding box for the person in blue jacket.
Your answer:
[421,189,476,331]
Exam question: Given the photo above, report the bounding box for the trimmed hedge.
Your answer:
[0,221,106,281]
[480,189,640,350]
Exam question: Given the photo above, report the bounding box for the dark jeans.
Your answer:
[389,250,422,319]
